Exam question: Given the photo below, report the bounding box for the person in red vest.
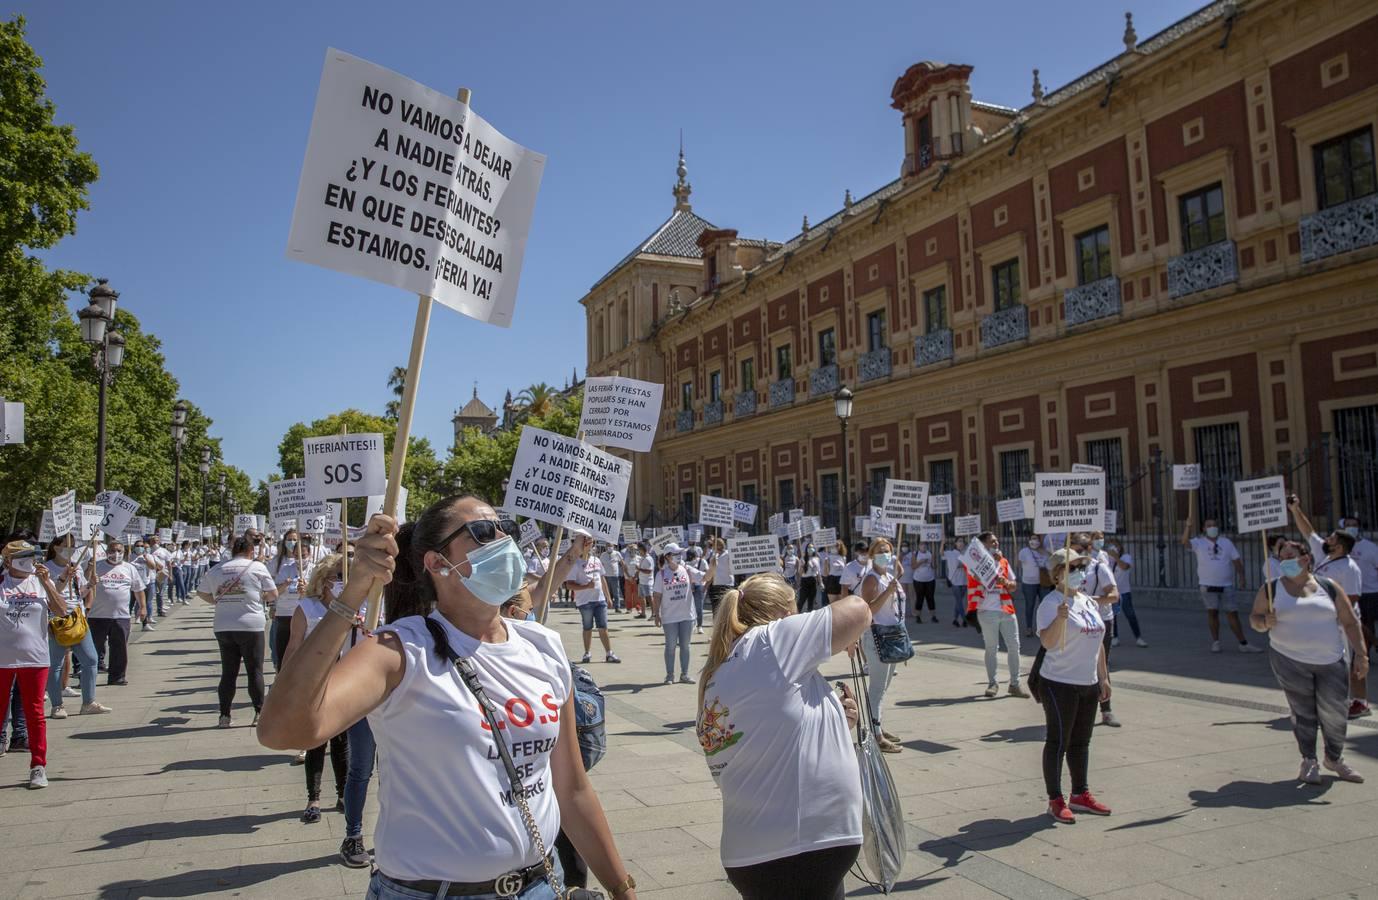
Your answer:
[966,531,1026,699]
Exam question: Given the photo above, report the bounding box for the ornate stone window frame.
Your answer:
[976,232,1028,312]
[1156,147,1236,255]
[910,262,950,335]
[855,286,889,353]
[1285,83,1378,214]
[1056,196,1120,287]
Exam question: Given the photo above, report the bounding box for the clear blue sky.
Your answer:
[21,0,1203,484]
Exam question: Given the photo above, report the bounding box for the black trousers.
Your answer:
[90,618,130,682]
[913,579,936,613]
[306,731,349,802]
[554,829,588,889]
[708,584,730,615]
[271,615,293,673]
[1100,627,1114,713]
[725,843,860,900]
[800,577,819,611]
[216,630,265,716]
[1041,678,1099,799]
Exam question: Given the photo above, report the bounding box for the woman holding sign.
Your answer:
[270,529,308,672]
[1036,549,1112,824]
[1249,539,1366,785]
[859,538,905,753]
[257,496,640,900]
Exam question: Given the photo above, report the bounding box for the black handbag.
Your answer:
[1027,645,1048,704]
[870,622,914,664]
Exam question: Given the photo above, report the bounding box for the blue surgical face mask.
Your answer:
[1092,539,1104,551]
[285,540,297,551]
[872,552,893,570]
[1205,527,1220,539]
[443,536,527,607]
[1279,559,1305,578]
[1066,569,1087,590]
[1347,526,1361,539]
[525,610,537,621]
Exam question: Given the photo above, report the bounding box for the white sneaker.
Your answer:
[1111,637,1121,648]
[1299,758,1322,784]
[1324,756,1365,783]
[28,766,47,789]
[1101,711,1121,727]
[695,626,704,635]
[1136,638,1149,648]
[50,707,67,720]
[1239,643,1263,654]
[61,687,79,698]
[983,683,999,698]
[1211,640,1222,653]
[81,702,112,715]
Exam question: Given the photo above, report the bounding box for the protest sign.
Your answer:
[78,504,104,542]
[865,506,897,538]
[620,521,640,545]
[996,498,1026,523]
[503,426,631,543]
[1234,476,1288,533]
[271,478,331,528]
[274,517,299,533]
[919,523,943,543]
[960,539,1000,589]
[698,496,735,529]
[95,490,141,538]
[1173,464,1201,490]
[648,531,677,555]
[52,490,76,538]
[365,485,409,523]
[882,479,930,526]
[1033,472,1105,533]
[688,524,704,543]
[804,516,821,536]
[954,514,981,537]
[728,535,781,576]
[1104,509,1119,533]
[0,401,23,445]
[37,510,55,545]
[768,512,785,536]
[518,518,542,548]
[732,499,758,525]
[578,376,662,452]
[301,505,332,534]
[662,525,686,544]
[789,508,805,523]
[233,514,257,535]
[928,494,952,516]
[156,527,173,543]
[722,524,737,539]
[642,528,654,540]
[287,49,546,327]
[1072,463,1103,474]
[854,515,868,535]
[787,519,804,541]
[813,526,837,548]
[303,433,386,500]
[1021,482,1036,520]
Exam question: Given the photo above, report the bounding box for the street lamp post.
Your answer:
[78,279,126,493]
[834,385,854,549]
[218,471,228,541]
[171,400,188,523]
[199,446,211,528]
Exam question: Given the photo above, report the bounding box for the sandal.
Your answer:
[302,804,321,824]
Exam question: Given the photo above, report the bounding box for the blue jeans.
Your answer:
[578,602,608,631]
[604,574,622,610]
[1021,583,1049,631]
[367,863,562,900]
[663,620,693,678]
[950,582,967,621]
[692,584,705,627]
[345,716,376,838]
[1113,592,1143,639]
[0,681,24,743]
[48,630,98,708]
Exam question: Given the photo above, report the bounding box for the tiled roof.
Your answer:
[590,209,717,291]
[455,393,497,419]
[762,179,906,264]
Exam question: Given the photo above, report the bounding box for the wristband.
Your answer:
[328,599,359,623]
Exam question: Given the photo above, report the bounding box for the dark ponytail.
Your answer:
[383,493,487,621]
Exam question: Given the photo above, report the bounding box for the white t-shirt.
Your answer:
[1018,547,1046,585]
[1111,551,1134,594]
[654,565,695,624]
[1036,590,1105,686]
[802,555,822,578]
[698,608,861,868]
[272,557,307,618]
[782,554,799,580]
[1309,534,1363,599]
[525,552,549,577]
[370,613,571,882]
[711,551,734,586]
[90,560,146,619]
[1084,550,1117,621]
[599,548,623,578]
[152,546,173,580]
[1190,536,1239,587]
[895,553,914,584]
[637,554,654,590]
[131,549,159,585]
[1271,579,1346,666]
[686,558,707,586]
[862,570,899,626]
[570,557,607,607]
[910,548,935,583]
[0,573,53,668]
[840,559,869,592]
[823,552,846,580]
[1352,538,1378,594]
[200,558,276,633]
[942,549,963,583]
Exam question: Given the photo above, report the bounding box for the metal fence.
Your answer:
[636,430,1378,591]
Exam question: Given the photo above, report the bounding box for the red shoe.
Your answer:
[1348,700,1371,720]
[1047,796,1076,823]
[1069,790,1112,816]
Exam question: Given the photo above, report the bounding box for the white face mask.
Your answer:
[107,552,124,565]
[11,557,36,575]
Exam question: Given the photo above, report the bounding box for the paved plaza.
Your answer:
[4,600,1378,899]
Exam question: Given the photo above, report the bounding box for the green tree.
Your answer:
[442,391,583,505]
[384,366,406,421]
[513,382,558,420]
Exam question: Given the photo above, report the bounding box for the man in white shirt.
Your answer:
[1180,516,1257,653]
[147,536,173,621]
[942,538,968,627]
[1340,515,1378,661]
[598,542,624,612]
[1291,497,1368,717]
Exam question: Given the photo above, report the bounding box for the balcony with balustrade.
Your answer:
[703,400,723,426]
[914,329,953,367]
[675,409,694,433]
[733,390,756,419]
[1300,194,1378,264]
[1064,275,1122,326]
[1167,240,1238,298]
[769,379,795,410]
[858,348,892,383]
[809,364,839,398]
[980,305,1029,350]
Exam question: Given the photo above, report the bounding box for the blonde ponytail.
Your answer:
[697,573,798,709]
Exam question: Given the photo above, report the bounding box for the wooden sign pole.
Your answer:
[1262,529,1274,613]
[340,424,350,586]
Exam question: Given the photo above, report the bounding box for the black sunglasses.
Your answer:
[438,518,520,550]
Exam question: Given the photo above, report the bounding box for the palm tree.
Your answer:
[514,382,557,419]
[385,366,407,420]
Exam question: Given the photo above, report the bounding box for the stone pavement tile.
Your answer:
[619,741,701,759]
[1272,800,1378,839]
[14,850,235,899]
[1151,819,1330,863]
[161,781,297,811]
[637,879,739,900]
[624,779,721,807]
[658,759,716,783]
[607,798,723,834]
[0,792,168,826]
[594,787,648,812]
[876,873,1010,898]
[978,841,1213,897]
[612,825,712,859]
[588,767,689,792]
[1087,884,1201,899]
[109,855,348,900]
[1290,836,1378,883]
[630,846,729,888]
[1029,803,1204,851]
[1161,854,1367,899]
[922,778,1051,814]
[681,819,722,849]
[0,837,150,876]
[0,821,68,850]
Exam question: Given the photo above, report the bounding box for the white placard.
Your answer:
[234,514,257,534]
[648,531,677,555]
[503,426,631,543]
[698,496,735,529]
[804,516,821,536]
[786,519,804,541]
[157,527,174,543]
[687,524,704,543]
[788,508,805,523]
[274,517,299,533]
[95,490,141,538]
[1104,509,1119,533]
[301,504,332,534]
[882,479,930,526]
[270,478,331,527]
[721,524,737,539]
[78,504,104,542]
[518,518,542,548]
[1072,463,1103,474]
[287,49,546,327]
[1173,464,1201,491]
[864,506,897,539]
[1034,472,1105,533]
[365,485,409,523]
[0,401,23,445]
[731,499,758,525]
[813,526,837,548]
[303,433,386,500]
[928,493,952,515]
[728,535,780,576]
[51,490,76,538]
[854,515,868,535]
[37,510,55,544]
[954,514,981,537]
[578,376,663,453]
[1234,476,1288,534]
[960,539,1000,589]
[919,523,943,543]
[1021,482,1036,520]
[620,521,640,544]
[996,497,1026,523]
[768,512,785,536]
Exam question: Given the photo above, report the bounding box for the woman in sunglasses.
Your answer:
[258,495,638,900]
[1036,548,1112,824]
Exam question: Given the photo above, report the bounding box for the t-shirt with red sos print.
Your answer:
[369,611,573,883]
